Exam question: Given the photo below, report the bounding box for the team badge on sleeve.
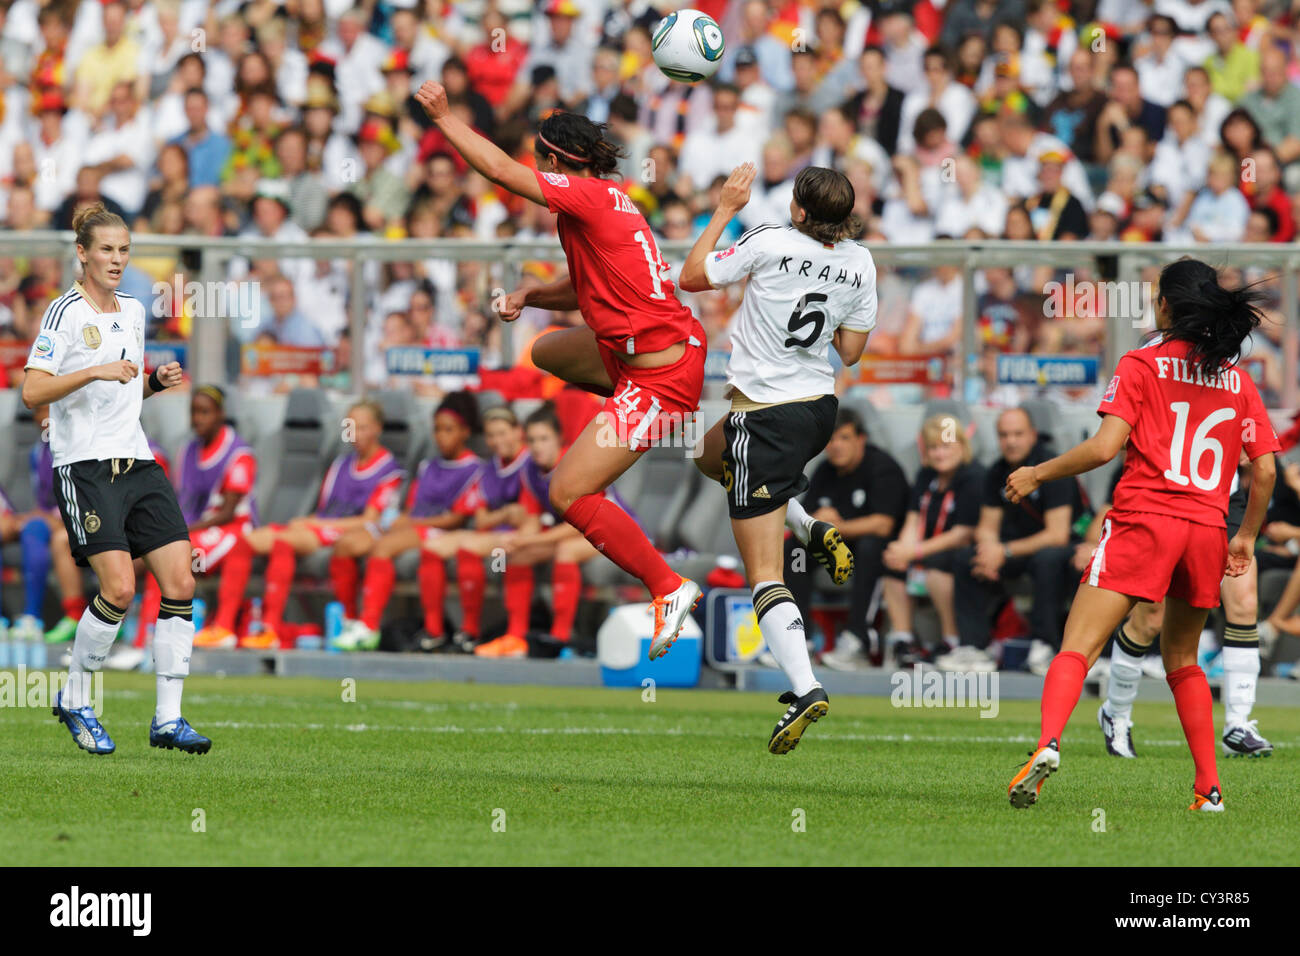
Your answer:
[83,325,102,348]
[541,172,569,187]
[34,334,54,357]
[1103,375,1120,403]
[715,246,736,260]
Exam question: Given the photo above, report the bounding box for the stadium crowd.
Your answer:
[1,0,1299,668]
[0,0,1297,402]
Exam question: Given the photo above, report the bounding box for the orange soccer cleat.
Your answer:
[193,625,237,649]
[648,577,701,661]
[238,628,280,650]
[1189,786,1225,812]
[473,633,528,658]
[1008,739,1060,809]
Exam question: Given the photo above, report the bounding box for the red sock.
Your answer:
[1039,651,1088,749]
[457,550,486,636]
[263,539,297,631]
[419,552,446,636]
[563,493,678,597]
[360,556,396,630]
[551,562,582,641]
[503,564,533,636]
[329,555,360,616]
[62,596,87,620]
[1167,664,1219,795]
[214,537,253,631]
[138,574,161,648]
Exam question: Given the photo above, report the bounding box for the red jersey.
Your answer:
[1099,337,1280,527]
[534,170,696,356]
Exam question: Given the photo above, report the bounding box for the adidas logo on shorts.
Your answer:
[753,485,770,499]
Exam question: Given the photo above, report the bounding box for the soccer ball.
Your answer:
[651,9,726,84]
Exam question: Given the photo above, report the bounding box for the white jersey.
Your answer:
[24,285,155,468]
[703,224,877,404]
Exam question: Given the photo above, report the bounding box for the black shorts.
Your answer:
[53,459,191,567]
[721,394,837,519]
[1225,485,1247,539]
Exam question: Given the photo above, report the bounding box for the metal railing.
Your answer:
[2,234,1296,407]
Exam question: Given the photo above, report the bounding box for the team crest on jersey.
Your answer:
[541,172,569,187]
[716,246,736,260]
[83,511,101,534]
[34,334,54,357]
[82,325,101,348]
[1103,374,1120,403]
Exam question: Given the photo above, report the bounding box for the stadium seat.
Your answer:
[372,390,415,464]
[258,388,333,527]
[140,389,192,464]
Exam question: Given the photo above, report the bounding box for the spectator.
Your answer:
[171,87,232,189]
[70,0,140,118]
[1136,15,1190,108]
[941,0,1025,49]
[573,46,624,125]
[898,46,977,155]
[257,274,328,348]
[935,154,1009,237]
[464,9,527,110]
[731,46,777,135]
[844,46,905,157]
[949,407,1080,673]
[1204,12,1260,103]
[1243,146,1296,241]
[882,414,983,665]
[1239,45,1300,189]
[1044,50,1108,165]
[1180,150,1251,241]
[51,166,130,232]
[718,0,794,92]
[275,127,329,233]
[878,3,928,95]
[349,119,410,231]
[1024,150,1089,239]
[516,0,593,106]
[30,90,83,214]
[788,408,910,671]
[1184,64,1232,147]
[1095,64,1167,164]
[678,82,761,193]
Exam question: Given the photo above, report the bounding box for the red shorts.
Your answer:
[1083,509,1227,608]
[597,320,706,452]
[191,522,248,570]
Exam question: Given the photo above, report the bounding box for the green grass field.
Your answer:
[3,672,1297,865]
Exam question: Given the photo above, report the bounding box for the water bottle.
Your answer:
[25,619,47,670]
[248,598,264,638]
[192,597,206,633]
[324,601,344,653]
[0,617,11,669]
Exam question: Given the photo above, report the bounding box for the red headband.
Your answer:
[536,131,590,166]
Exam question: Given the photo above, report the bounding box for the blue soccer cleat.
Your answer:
[149,716,212,754]
[53,689,115,755]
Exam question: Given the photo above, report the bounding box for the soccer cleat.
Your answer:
[1098,703,1136,758]
[768,686,830,754]
[331,619,380,652]
[415,629,448,653]
[1189,785,1224,812]
[53,690,115,755]
[473,633,528,658]
[44,616,78,644]
[238,628,279,650]
[1222,720,1272,758]
[648,577,701,660]
[149,716,212,754]
[193,624,238,649]
[808,520,854,586]
[1008,739,1059,808]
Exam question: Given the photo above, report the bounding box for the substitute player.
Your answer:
[22,203,209,755]
[181,386,260,650]
[1098,451,1273,760]
[1005,258,1278,812]
[332,392,485,651]
[679,163,875,754]
[415,81,703,658]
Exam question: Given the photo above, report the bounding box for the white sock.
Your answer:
[153,608,195,724]
[1221,643,1260,729]
[784,498,815,545]
[886,630,913,648]
[1107,640,1145,722]
[753,580,818,696]
[65,598,124,709]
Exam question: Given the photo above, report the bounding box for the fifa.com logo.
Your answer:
[0,668,104,715]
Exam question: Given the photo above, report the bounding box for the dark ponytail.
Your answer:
[436,389,482,435]
[1156,258,1265,380]
[535,111,627,177]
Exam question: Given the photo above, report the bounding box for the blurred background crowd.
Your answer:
[0,0,1297,406]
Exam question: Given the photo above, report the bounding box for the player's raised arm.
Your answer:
[415,81,547,206]
[678,162,756,292]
